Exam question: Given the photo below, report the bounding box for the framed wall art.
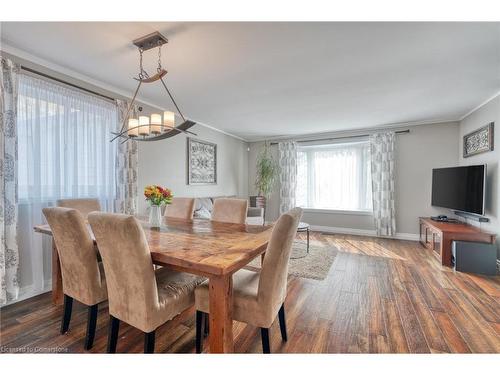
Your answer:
[463,122,494,158]
[187,138,217,185]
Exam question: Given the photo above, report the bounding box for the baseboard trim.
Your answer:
[309,225,420,241]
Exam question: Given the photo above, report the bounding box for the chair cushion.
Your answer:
[195,268,277,328]
[142,267,206,332]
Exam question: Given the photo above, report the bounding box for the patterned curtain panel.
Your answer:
[0,58,20,305]
[278,142,298,214]
[370,132,396,236]
[115,99,138,215]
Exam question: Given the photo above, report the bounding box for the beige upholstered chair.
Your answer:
[195,207,303,353]
[88,212,204,353]
[57,198,101,218]
[164,197,195,220]
[211,198,249,224]
[42,207,107,350]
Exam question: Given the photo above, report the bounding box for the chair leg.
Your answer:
[195,310,203,354]
[260,327,270,354]
[60,294,73,334]
[144,331,156,354]
[84,304,98,350]
[278,303,288,342]
[107,316,120,353]
[204,312,209,337]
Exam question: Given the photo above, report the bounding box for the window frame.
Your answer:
[296,139,374,213]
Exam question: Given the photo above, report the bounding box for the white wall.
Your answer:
[458,95,500,257]
[248,122,459,237]
[396,122,460,233]
[137,125,249,214]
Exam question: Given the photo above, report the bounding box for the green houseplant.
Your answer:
[253,143,279,209]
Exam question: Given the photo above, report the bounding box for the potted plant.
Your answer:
[144,185,173,228]
[253,143,279,210]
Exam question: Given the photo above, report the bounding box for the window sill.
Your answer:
[301,208,373,216]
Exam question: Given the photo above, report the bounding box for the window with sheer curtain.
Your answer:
[15,73,118,298]
[17,73,118,206]
[296,141,373,212]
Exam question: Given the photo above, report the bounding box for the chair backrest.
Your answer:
[211,198,248,224]
[42,207,105,305]
[164,197,195,220]
[57,198,101,218]
[87,212,158,326]
[257,207,303,309]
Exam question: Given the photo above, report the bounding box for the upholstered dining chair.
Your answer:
[42,207,107,350]
[195,207,303,353]
[57,198,101,218]
[211,198,249,224]
[88,212,204,354]
[164,197,195,220]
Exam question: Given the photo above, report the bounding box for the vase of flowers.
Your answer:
[144,185,173,228]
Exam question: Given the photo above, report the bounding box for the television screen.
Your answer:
[431,165,486,215]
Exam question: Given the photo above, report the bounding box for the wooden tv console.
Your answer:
[419,217,496,266]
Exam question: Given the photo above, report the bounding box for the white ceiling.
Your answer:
[1,22,500,141]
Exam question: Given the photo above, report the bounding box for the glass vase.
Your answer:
[149,205,162,228]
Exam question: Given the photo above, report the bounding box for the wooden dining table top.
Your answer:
[34,216,273,277]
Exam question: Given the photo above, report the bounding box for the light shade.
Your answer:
[139,115,150,136]
[163,111,175,131]
[127,118,139,137]
[150,113,162,134]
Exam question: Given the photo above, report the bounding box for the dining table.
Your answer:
[34,216,273,353]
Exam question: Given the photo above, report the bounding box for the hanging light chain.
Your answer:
[157,42,163,72]
[138,48,144,79]
[138,47,150,79]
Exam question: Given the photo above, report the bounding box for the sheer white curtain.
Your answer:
[296,141,372,211]
[16,73,117,299]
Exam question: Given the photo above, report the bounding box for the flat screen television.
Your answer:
[431,165,486,216]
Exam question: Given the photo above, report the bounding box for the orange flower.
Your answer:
[144,185,173,205]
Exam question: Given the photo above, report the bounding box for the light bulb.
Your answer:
[127,118,139,137]
[150,113,162,134]
[163,111,175,131]
[139,115,150,136]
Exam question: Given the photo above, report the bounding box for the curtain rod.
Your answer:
[269,129,410,145]
[20,66,116,102]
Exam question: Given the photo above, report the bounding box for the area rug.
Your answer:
[247,240,338,281]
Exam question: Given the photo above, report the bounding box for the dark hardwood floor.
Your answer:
[1,232,499,353]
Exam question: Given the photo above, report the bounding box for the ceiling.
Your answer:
[1,22,499,141]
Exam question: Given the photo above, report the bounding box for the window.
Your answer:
[296,141,373,212]
[17,73,118,208]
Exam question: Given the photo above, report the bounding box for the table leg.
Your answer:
[208,274,234,353]
[51,239,63,306]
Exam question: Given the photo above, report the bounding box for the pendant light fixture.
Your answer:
[111,31,197,143]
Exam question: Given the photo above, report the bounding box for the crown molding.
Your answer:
[249,118,459,143]
[0,41,248,142]
[190,119,247,142]
[459,90,500,121]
